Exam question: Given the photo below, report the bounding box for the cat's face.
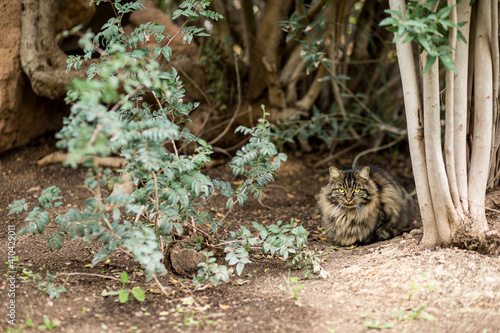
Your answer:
[326,166,371,209]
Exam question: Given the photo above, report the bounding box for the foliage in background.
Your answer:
[380,0,466,73]
[274,1,408,160]
[8,0,326,293]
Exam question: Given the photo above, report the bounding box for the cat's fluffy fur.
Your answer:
[317,165,417,246]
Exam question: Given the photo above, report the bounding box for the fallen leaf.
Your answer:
[219,303,230,310]
[286,193,295,198]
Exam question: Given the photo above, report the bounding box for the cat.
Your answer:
[317,165,417,246]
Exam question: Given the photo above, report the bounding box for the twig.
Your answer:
[351,135,404,168]
[177,66,211,105]
[58,272,121,281]
[201,107,252,134]
[313,142,361,168]
[154,275,170,297]
[465,198,500,214]
[89,123,103,145]
[218,136,250,152]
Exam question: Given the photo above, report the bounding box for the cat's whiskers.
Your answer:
[330,203,343,218]
[355,204,367,219]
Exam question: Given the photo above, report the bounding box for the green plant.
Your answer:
[5,255,19,274]
[37,316,59,331]
[101,271,146,303]
[165,296,224,332]
[408,273,436,300]
[192,218,315,289]
[278,272,305,306]
[380,0,466,73]
[362,319,394,330]
[18,269,66,299]
[408,280,418,300]
[8,0,291,293]
[392,305,435,323]
[289,247,330,279]
[275,4,409,155]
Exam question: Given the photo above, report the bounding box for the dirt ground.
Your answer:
[1,136,500,333]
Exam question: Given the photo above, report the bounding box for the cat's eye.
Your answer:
[354,189,361,193]
[338,188,345,193]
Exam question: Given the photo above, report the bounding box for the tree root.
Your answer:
[450,231,500,256]
[37,151,126,169]
[37,152,136,202]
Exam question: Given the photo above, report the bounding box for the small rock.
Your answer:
[169,243,205,276]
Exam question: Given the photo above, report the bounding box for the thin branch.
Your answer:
[351,135,404,168]
[58,272,121,281]
[313,142,361,168]
[154,275,170,297]
[177,66,211,105]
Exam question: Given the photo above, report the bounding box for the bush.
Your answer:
[7,0,323,292]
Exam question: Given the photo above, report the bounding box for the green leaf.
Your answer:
[384,9,403,20]
[120,271,129,284]
[417,34,434,55]
[118,289,129,303]
[379,17,398,27]
[422,54,437,74]
[8,199,28,214]
[48,232,64,251]
[439,50,457,73]
[131,287,146,302]
[236,263,245,276]
[436,5,454,19]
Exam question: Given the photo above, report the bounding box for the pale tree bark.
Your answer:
[422,54,456,244]
[387,0,438,247]
[453,0,471,213]
[468,0,493,235]
[387,0,496,247]
[487,1,500,188]
[444,0,463,219]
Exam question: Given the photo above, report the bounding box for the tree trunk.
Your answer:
[468,0,493,235]
[20,0,90,99]
[453,0,472,213]
[422,54,454,245]
[387,0,439,247]
[387,0,495,246]
[246,0,293,102]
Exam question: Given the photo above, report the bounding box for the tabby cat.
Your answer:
[317,165,417,246]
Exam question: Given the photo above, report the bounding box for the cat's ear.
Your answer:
[329,166,343,181]
[356,166,370,181]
